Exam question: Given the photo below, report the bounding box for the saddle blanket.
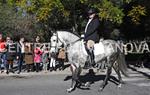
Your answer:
[83,42,105,56]
[94,42,105,55]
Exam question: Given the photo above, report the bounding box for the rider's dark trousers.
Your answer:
[85,44,95,67]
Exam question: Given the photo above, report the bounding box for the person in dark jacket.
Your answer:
[5,36,16,74]
[84,8,102,68]
[16,37,25,74]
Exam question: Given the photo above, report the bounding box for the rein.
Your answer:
[66,37,83,47]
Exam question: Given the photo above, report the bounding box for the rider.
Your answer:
[84,7,102,68]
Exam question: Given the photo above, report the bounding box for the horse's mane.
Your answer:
[57,30,81,38]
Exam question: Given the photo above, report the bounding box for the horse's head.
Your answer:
[51,31,81,49]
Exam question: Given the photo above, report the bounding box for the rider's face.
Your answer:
[6,37,11,42]
[36,36,40,42]
[20,38,24,42]
[88,13,96,19]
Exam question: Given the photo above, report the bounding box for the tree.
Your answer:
[0,3,37,41]
[121,0,149,39]
[0,0,149,41]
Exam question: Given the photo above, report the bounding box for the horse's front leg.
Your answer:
[67,64,81,93]
[113,65,124,88]
[117,71,123,88]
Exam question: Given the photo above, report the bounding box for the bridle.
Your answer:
[55,32,83,48]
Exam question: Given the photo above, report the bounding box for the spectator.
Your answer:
[16,37,25,74]
[57,44,66,70]
[49,52,56,71]
[42,49,49,73]
[34,44,43,72]
[24,43,34,72]
[0,33,7,73]
[5,36,16,74]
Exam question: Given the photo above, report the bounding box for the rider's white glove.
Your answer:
[99,38,104,42]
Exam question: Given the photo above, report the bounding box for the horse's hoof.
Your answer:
[66,88,73,93]
[98,87,104,92]
[98,85,104,92]
[121,81,126,84]
[118,84,122,88]
[84,82,91,87]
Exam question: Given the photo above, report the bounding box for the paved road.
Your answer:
[0,66,150,95]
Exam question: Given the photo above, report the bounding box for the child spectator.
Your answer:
[42,49,49,73]
[34,45,43,72]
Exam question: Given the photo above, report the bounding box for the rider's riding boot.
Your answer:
[84,48,95,69]
[83,59,89,69]
[89,48,96,67]
[83,45,95,69]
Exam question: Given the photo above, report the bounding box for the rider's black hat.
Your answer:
[88,8,98,14]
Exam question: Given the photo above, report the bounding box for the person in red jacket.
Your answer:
[0,33,6,73]
[0,34,6,52]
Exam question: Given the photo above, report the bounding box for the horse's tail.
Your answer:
[116,51,129,77]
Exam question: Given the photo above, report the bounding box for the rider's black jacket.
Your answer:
[84,16,102,43]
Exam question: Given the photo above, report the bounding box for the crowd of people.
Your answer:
[0,33,66,74]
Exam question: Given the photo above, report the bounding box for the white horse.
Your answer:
[51,30,128,92]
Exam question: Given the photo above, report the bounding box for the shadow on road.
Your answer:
[64,69,120,88]
[128,65,150,79]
